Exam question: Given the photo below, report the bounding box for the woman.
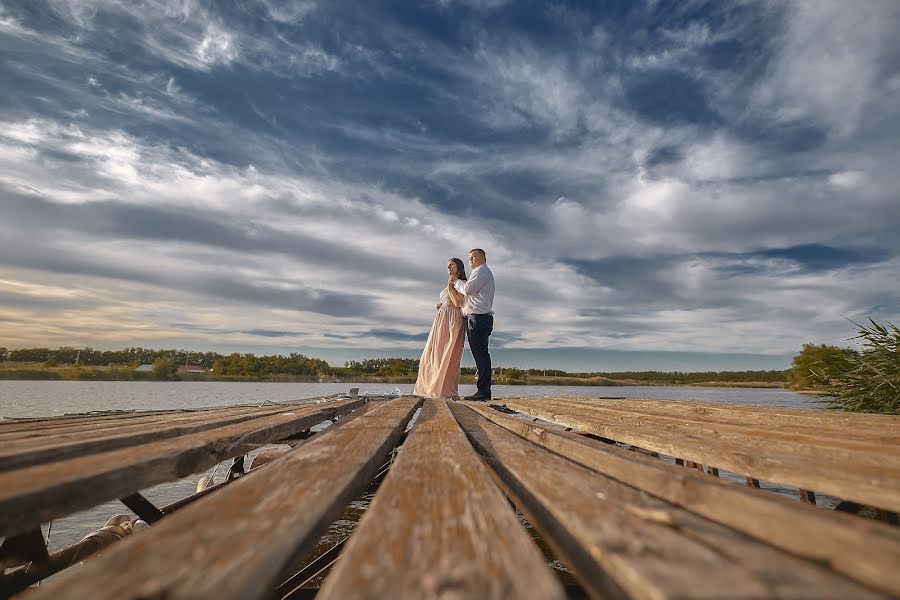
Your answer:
[413,258,467,398]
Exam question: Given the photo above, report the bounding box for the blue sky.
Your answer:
[1,1,898,371]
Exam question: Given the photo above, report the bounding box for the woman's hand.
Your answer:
[436,302,442,310]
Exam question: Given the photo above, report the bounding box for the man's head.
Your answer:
[468,248,486,269]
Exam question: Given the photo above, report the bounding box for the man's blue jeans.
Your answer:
[466,313,493,395]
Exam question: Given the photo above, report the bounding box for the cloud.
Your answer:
[753,0,899,137]
[0,1,898,367]
[194,24,238,67]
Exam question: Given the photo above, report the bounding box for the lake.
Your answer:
[0,380,818,419]
[0,380,824,554]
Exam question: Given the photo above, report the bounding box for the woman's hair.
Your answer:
[450,257,468,281]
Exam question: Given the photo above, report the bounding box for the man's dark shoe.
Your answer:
[464,392,491,402]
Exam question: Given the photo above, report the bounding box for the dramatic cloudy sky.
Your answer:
[1,1,898,371]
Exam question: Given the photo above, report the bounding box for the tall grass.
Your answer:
[820,320,900,414]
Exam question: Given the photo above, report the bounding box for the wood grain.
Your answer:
[500,397,900,512]
[450,403,886,600]
[463,402,900,597]
[317,399,565,600]
[26,397,421,600]
[535,396,900,448]
[0,399,365,537]
[0,403,337,471]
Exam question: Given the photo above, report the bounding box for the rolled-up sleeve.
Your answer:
[454,268,485,295]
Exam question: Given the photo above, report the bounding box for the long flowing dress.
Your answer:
[413,287,466,398]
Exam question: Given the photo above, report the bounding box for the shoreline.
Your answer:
[0,373,794,390]
[0,362,795,390]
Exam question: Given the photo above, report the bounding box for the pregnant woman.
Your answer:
[413,258,467,398]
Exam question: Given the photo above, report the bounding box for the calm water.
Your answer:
[0,380,819,419]
[0,381,823,553]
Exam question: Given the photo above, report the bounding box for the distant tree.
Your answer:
[788,343,857,389]
[503,367,525,382]
[152,358,176,380]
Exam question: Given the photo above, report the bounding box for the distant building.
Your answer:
[135,364,153,372]
[178,365,206,374]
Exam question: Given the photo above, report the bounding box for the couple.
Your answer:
[413,248,495,401]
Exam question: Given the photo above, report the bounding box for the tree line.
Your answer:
[6,325,896,414]
[0,346,331,379]
[2,346,784,383]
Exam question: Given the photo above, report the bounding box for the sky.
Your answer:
[1,1,898,372]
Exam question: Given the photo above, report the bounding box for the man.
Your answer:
[450,248,495,401]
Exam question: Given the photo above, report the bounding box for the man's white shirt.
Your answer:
[453,264,495,316]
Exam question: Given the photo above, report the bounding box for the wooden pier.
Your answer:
[1,394,899,599]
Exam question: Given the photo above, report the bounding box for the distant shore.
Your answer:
[0,363,793,390]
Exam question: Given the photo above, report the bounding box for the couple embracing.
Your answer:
[413,248,495,401]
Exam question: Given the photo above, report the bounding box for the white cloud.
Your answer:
[194,24,238,67]
[755,0,898,136]
[828,170,866,189]
[262,0,316,23]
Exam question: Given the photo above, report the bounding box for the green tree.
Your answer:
[502,367,525,383]
[787,343,856,389]
[152,358,176,380]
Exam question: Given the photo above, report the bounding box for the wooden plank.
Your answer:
[547,396,900,445]
[532,395,898,426]
[0,399,365,537]
[317,399,565,599]
[450,403,886,600]
[26,397,421,600]
[0,398,333,442]
[0,409,183,436]
[1,404,368,596]
[0,395,335,439]
[463,402,900,598]
[522,399,900,468]
[500,397,900,512]
[0,402,337,471]
[509,398,897,460]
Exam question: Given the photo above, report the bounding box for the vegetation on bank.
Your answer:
[788,320,900,414]
[4,319,896,412]
[0,346,787,387]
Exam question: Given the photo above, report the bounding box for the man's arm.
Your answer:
[453,268,486,296]
[447,283,464,307]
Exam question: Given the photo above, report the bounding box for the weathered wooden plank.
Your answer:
[317,399,565,599]
[0,409,183,436]
[0,396,335,439]
[508,398,897,461]
[0,399,366,537]
[463,402,900,597]
[26,397,421,600]
[545,396,900,446]
[552,399,900,468]
[0,402,337,471]
[450,403,886,600]
[0,398,333,442]
[530,395,897,425]
[0,408,229,439]
[501,397,900,512]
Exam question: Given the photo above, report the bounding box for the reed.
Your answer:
[819,319,900,414]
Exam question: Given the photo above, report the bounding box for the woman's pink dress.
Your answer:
[413,287,465,398]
